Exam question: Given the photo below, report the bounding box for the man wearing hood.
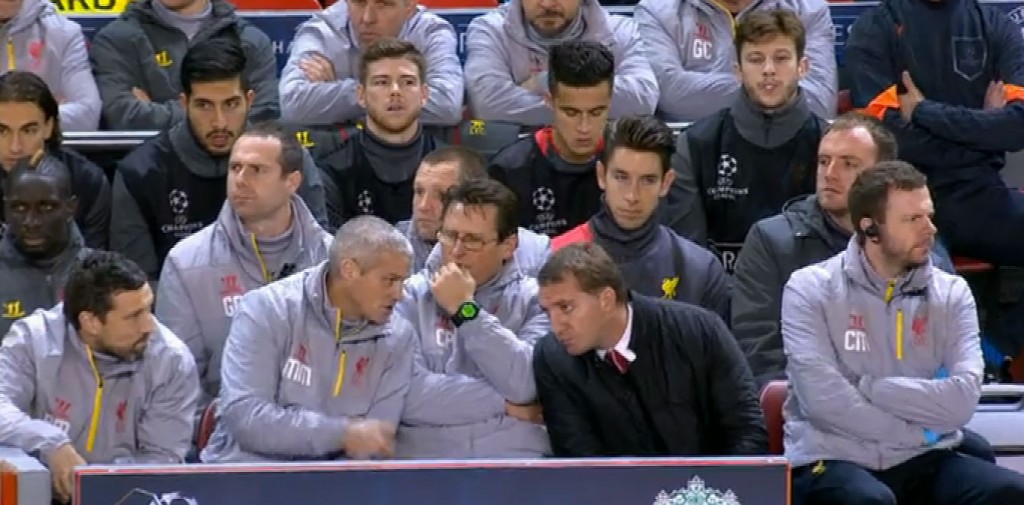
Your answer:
[464,0,656,125]
[89,0,279,131]
[552,115,729,322]
[846,0,1024,357]
[784,162,1024,505]
[311,38,441,231]
[0,0,100,131]
[397,145,550,275]
[634,0,836,122]
[396,178,550,458]
[280,0,462,126]
[0,153,90,340]
[156,122,332,410]
[668,9,825,270]
[0,71,110,249]
[0,250,198,503]
[111,36,327,283]
[201,215,414,462]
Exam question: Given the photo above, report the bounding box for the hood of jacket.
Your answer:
[301,261,393,345]
[498,0,614,51]
[216,195,324,287]
[782,194,850,253]
[311,1,432,51]
[588,197,660,261]
[1,0,49,36]
[124,0,240,33]
[842,237,933,302]
[729,88,814,149]
[169,120,229,179]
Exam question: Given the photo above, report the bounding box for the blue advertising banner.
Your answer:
[76,457,789,505]
[66,1,1024,72]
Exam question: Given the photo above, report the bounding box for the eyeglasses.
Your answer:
[436,230,498,252]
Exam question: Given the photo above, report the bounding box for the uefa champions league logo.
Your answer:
[652,476,741,505]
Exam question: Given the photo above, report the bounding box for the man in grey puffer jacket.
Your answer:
[783,162,1024,505]
[157,124,332,408]
[201,216,415,463]
[396,178,550,458]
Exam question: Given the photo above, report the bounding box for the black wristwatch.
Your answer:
[451,301,481,328]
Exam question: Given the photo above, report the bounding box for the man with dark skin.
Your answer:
[0,152,89,339]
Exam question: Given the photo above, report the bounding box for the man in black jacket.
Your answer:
[306,38,440,232]
[668,10,825,271]
[533,242,767,457]
[111,37,326,282]
[89,0,279,130]
[487,41,612,238]
[551,115,729,322]
[0,71,110,250]
[733,113,903,389]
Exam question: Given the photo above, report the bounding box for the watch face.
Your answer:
[460,303,478,318]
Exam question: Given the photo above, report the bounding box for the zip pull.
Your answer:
[884,278,897,304]
[333,350,347,397]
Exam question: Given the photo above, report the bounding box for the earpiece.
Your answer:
[864,222,880,239]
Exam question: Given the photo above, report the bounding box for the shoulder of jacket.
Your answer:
[755,212,801,246]
[929,268,969,298]
[165,223,219,266]
[684,110,729,140]
[411,8,455,29]
[789,253,840,290]
[123,132,174,163]
[636,0,680,16]
[468,7,507,30]
[489,137,536,168]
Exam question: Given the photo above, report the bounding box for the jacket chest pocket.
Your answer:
[324,345,382,419]
[679,19,720,71]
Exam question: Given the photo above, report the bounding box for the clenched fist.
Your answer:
[431,263,476,315]
[343,419,397,459]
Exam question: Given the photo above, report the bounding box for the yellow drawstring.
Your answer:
[249,234,272,283]
[6,38,15,71]
[896,309,905,360]
[84,347,104,453]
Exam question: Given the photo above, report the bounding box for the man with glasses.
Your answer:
[396,178,550,458]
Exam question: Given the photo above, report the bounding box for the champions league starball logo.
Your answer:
[652,476,741,505]
[113,488,200,505]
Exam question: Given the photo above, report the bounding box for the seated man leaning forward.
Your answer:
[784,161,1024,505]
[0,250,199,504]
[201,215,416,462]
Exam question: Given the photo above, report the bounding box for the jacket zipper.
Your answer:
[884,279,904,360]
[84,347,105,453]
